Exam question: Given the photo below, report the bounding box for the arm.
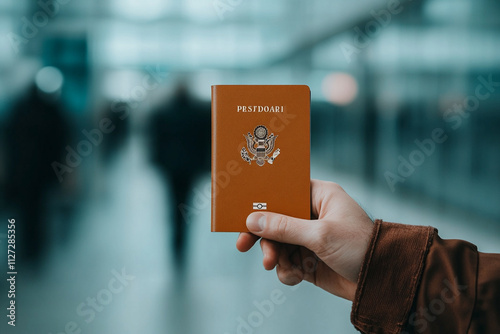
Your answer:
[237,180,500,333]
[353,220,500,333]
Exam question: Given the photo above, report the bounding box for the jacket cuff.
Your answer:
[351,220,435,334]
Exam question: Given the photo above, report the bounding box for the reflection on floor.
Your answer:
[1,136,499,334]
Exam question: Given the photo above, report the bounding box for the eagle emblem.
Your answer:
[240,125,280,166]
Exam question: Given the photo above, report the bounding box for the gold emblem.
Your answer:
[240,125,280,166]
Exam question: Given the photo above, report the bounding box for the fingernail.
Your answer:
[247,214,266,232]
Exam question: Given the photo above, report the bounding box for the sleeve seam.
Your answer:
[398,226,435,326]
[466,249,480,333]
[351,219,382,325]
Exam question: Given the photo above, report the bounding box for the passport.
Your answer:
[211,85,310,232]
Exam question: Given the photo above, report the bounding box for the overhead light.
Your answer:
[110,0,172,21]
[35,66,64,94]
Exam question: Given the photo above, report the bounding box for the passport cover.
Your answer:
[211,85,310,232]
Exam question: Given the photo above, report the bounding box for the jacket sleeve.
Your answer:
[350,220,500,334]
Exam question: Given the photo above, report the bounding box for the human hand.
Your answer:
[236,180,374,301]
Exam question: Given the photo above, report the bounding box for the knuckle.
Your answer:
[326,181,344,193]
[272,215,289,240]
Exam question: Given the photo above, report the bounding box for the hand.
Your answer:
[236,180,374,301]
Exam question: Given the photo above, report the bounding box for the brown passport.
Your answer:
[211,85,310,232]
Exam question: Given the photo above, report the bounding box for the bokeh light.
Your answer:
[35,66,64,94]
[321,72,358,106]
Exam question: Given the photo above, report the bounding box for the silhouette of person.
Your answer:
[98,100,130,164]
[3,82,69,265]
[147,84,210,268]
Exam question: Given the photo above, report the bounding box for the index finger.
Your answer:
[236,232,260,252]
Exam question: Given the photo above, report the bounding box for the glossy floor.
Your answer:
[1,135,498,334]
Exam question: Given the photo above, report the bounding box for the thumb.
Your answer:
[246,212,318,249]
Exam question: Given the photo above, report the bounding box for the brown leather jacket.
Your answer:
[351,220,500,334]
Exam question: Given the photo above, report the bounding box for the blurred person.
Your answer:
[237,180,500,333]
[97,100,130,164]
[3,82,70,265]
[148,84,210,268]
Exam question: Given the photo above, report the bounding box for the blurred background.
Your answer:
[0,0,499,333]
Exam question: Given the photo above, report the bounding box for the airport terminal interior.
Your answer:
[0,0,499,333]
